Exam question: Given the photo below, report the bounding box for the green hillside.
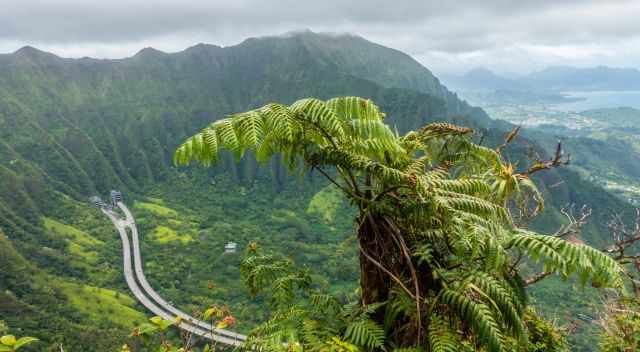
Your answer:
[0,31,631,350]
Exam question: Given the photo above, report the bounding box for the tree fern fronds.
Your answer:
[384,289,417,333]
[419,123,473,139]
[214,118,241,150]
[310,293,342,314]
[344,318,386,350]
[413,243,435,266]
[469,272,526,340]
[440,289,504,352]
[271,272,312,306]
[325,96,385,122]
[503,271,528,308]
[175,96,608,351]
[507,231,624,287]
[240,253,294,297]
[425,178,493,197]
[479,236,509,272]
[247,306,307,347]
[345,119,396,142]
[506,233,569,275]
[514,175,544,213]
[435,196,510,224]
[235,110,265,147]
[308,148,406,184]
[403,155,431,175]
[344,119,406,158]
[302,319,342,351]
[202,127,219,163]
[452,140,502,170]
[290,98,344,137]
[428,316,461,352]
[326,337,363,352]
[456,212,504,236]
[260,103,296,141]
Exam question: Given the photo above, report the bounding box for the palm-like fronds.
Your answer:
[176,96,622,351]
[507,230,623,287]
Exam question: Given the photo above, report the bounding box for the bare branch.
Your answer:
[496,125,521,154]
[525,271,554,286]
[526,140,571,175]
[554,205,592,239]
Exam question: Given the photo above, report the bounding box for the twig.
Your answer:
[358,245,417,301]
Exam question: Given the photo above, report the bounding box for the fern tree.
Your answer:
[175,97,623,351]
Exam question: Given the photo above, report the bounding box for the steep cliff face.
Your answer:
[0,31,484,196]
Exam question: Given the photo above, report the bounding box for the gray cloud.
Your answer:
[1,0,639,74]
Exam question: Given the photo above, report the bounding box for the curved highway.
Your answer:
[116,202,246,342]
[101,205,246,347]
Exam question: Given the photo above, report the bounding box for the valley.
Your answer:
[0,31,637,351]
[481,103,640,205]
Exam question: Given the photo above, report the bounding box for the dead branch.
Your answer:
[554,205,592,240]
[604,209,640,296]
[526,140,571,175]
[496,125,521,154]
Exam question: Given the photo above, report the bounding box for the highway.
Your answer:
[116,202,247,342]
[101,205,246,347]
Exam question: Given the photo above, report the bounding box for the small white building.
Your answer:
[224,242,237,254]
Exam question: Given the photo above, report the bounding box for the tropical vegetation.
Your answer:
[0,31,638,350]
[175,96,623,351]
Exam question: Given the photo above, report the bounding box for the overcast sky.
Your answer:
[2,0,640,75]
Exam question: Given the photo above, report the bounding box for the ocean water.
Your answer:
[551,90,640,112]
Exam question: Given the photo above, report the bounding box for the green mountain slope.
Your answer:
[0,31,629,350]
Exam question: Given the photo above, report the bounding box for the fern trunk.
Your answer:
[357,214,394,311]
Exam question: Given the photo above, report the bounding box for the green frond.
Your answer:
[404,155,431,175]
[215,118,241,150]
[308,148,406,184]
[174,96,403,169]
[384,289,416,333]
[515,176,545,212]
[435,196,510,225]
[302,319,342,352]
[504,271,528,309]
[451,140,502,171]
[176,96,615,352]
[325,96,385,122]
[480,236,509,272]
[260,103,296,141]
[326,337,362,352]
[345,119,404,157]
[440,289,504,352]
[425,178,492,196]
[310,293,342,315]
[419,122,473,139]
[344,319,386,350]
[236,110,265,147]
[290,98,344,137]
[428,316,461,352]
[508,230,624,287]
[469,272,526,340]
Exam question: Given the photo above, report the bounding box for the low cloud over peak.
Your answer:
[2,0,639,75]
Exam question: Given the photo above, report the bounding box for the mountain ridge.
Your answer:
[444,65,640,92]
[0,30,630,350]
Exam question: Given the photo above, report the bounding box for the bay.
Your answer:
[551,90,640,112]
